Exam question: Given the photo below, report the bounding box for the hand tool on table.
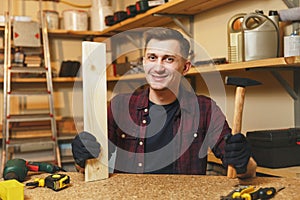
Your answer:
[3,158,65,182]
[225,76,261,178]
[26,174,70,191]
[220,185,283,200]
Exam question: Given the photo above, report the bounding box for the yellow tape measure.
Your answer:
[45,174,70,191]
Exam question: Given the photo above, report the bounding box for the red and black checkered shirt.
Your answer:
[108,86,231,174]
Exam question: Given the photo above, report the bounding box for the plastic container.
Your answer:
[0,179,24,200]
[284,32,300,57]
[62,10,88,31]
[227,13,246,63]
[90,0,113,31]
[43,10,59,30]
[242,12,279,61]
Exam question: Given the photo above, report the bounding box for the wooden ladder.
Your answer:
[1,1,61,174]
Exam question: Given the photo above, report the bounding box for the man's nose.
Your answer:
[153,63,165,72]
[153,58,165,69]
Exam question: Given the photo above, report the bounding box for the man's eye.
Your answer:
[165,57,174,63]
[148,55,156,61]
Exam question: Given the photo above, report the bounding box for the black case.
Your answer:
[246,128,300,168]
[59,61,80,77]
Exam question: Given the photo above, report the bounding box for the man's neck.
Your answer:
[149,88,178,105]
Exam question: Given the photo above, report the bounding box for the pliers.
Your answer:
[220,185,280,200]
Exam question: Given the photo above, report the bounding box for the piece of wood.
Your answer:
[227,86,245,178]
[82,42,109,181]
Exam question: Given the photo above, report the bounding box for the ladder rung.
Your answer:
[8,90,50,96]
[7,114,54,122]
[61,156,75,164]
[7,138,55,152]
[9,66,47,73]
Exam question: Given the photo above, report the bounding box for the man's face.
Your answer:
[143,39,190,91]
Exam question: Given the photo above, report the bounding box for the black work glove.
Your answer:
[71,131,101,168]
[224,133,251,174]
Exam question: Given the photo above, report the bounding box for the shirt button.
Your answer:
[138,162,143,167]
[144,108,148,113]
[142,119,147,124]
[139,141,143,146]
[193,133,198,138]
[121,134,126,138]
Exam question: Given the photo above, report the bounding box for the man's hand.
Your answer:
[72,131,101,169]
[224,133,251,174]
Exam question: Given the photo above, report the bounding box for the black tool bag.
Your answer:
[59,60,81,77]
[247,128,300,168]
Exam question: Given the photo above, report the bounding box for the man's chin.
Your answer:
[149,84,168,91]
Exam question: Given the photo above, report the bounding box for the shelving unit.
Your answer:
[46,0,238,38]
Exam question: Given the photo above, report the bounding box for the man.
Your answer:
[72,27,257,178]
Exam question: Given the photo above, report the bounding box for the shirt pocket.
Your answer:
[116,130,138,151]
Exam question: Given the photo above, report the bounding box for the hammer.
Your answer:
[225,76,261,178]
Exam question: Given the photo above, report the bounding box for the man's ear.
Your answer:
[182,61,191,75]
[142,56,147,67]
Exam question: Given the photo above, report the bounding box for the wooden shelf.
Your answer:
[47,29,106,41]
[2,57,297,84]
[47,0,238,38]
[0,77,81,83]
[107,57,300,82]
[101,0,238,36]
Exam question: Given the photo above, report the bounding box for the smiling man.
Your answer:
[72,27,257,178]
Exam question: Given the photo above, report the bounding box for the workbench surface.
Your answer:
[24,172,299,200]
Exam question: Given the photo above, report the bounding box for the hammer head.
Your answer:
[225,76,261,87]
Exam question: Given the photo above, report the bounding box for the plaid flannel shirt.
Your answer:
[108,86,231,174]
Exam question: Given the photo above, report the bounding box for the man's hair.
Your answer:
[143,27,190,59]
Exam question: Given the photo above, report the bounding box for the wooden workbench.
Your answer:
[23,172,299,200]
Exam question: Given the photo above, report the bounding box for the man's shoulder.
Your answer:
[196,94,212,100]
[196,94,215,103]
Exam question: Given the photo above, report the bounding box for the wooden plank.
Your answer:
[188,57,300,74]
[82,42,109,182]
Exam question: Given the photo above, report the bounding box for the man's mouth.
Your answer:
[151,74,168,81]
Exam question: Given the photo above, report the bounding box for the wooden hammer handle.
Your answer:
[227,86,245,178]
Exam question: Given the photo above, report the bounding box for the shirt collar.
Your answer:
[135,85,197,114]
